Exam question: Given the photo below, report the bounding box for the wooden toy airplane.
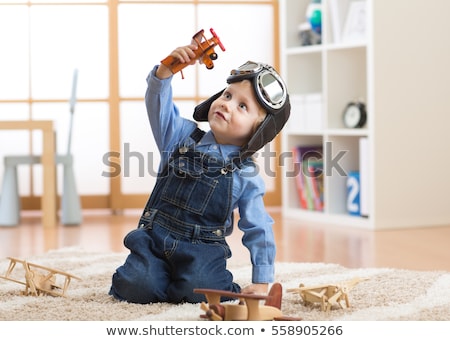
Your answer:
[0,257,81,297]
[161,28,225,78]
[194,283,301,321]
[287,277,368,312]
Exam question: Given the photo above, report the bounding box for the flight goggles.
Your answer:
[227,61,287,112]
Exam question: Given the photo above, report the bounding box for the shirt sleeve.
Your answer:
[144,65,196,167]
[234,167,276,284]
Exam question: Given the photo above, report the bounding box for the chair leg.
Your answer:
[0,165,21,226]
[61,163,82,225]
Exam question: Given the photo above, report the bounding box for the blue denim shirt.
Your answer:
[145,65,275,283]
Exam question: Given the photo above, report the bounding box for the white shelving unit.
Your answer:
[279,0,450,229]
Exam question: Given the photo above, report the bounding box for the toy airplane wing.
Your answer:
[341,277,369,291]
[194,283,299,321]
[161,28,225,77]
[194,287,271,302]
[0,257,80,297]
[288,283,332,292]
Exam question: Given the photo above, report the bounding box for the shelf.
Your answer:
[286,45,324,55]
[286,42,366,55]
[325,42,366,51]
[281,0,370,228]
[280,0,450,229]
[325,128,368,137]
[282,207,372,229]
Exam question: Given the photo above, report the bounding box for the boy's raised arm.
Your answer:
[156,44,199,79]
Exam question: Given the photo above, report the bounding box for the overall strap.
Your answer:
[190,127,205,143]
[189,126,253,172]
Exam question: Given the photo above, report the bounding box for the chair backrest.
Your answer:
[66,68,78,156]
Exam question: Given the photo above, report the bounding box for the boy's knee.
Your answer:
[110,267,167,304]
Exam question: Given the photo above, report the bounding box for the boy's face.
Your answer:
[208,80,266,146]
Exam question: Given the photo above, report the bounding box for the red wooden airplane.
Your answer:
[161,28,225,78]
[194,283,301,321]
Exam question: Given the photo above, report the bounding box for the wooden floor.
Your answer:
[1,208,449,272]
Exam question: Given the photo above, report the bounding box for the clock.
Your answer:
[343,101,367,128]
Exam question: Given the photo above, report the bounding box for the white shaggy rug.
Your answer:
[0,247,449,321]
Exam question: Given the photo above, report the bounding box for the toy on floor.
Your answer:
[0,257,81,297]
[161,28,225,78]
[287,277,368,312]
[193,283,301,321]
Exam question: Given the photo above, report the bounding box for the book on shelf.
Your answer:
[305,158,324,211]
[359,137,369,217]
[292,145,323,211]
[292,146,307,209]
[346,170,361,216]
[342,1,367,44]
[288,94,323,133]
[328,0,351,44]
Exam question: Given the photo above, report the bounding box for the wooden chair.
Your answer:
[0,69,82,226]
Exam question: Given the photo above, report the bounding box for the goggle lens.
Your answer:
[229,61,286,111]
[259,72,284,108]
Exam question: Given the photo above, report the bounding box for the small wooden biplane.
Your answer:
[161,27,225,77]
[194,283,301,321]
[0,257,81,297]
[287,277,368,312]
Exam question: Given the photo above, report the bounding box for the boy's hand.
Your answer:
[170,44,199,65]
[157,44,198,79]
[240,283,269,295]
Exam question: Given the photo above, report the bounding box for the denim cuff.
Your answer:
[252,264,274,283]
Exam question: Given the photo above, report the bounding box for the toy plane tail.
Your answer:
[264,282,282,309]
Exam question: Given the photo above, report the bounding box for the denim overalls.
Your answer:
[109,129,247,303]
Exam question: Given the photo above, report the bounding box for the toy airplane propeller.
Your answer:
[194,283,301,321]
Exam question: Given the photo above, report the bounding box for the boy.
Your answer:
[109,42,290,304]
